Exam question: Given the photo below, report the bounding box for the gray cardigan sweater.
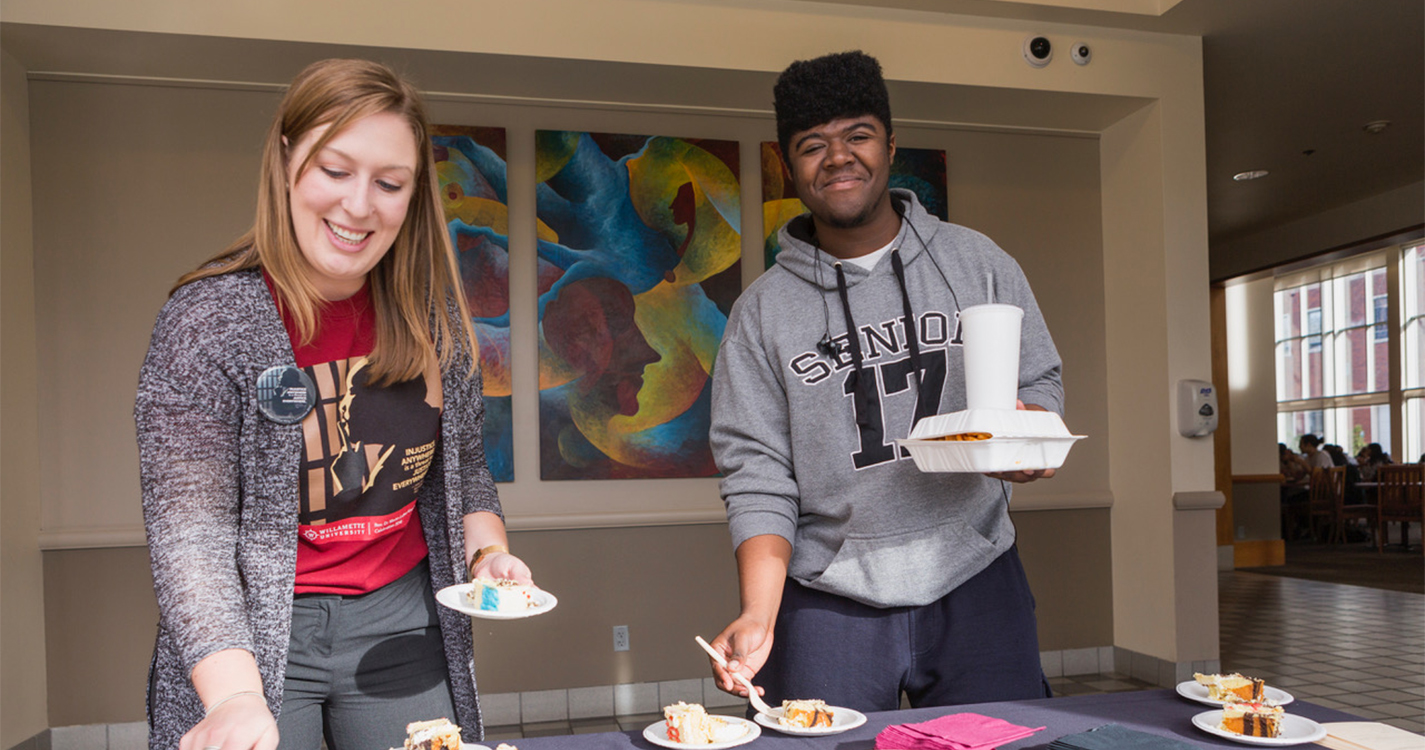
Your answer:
[135,269,499,749]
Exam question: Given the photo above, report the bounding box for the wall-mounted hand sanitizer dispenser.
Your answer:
[1177,379,1217,438]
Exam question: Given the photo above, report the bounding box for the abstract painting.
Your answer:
[431,125,514,482]
[760,142,948,267]
[536,131,741,479]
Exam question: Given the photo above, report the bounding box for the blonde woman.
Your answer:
[136,59,530,750]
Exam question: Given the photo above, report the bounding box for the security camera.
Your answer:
[1071,42,1091,65]
[1023,35,1052,67]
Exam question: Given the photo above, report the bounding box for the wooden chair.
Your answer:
[1376,464,1423,553]
[1308,467,1339,542]
[1309,466,1376,544]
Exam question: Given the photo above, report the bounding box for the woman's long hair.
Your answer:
[175,58,475,385]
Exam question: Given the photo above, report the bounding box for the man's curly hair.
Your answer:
[774,50,892,156]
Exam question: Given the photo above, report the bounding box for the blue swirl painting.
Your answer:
[431,125,514,482]
[536,131,741,480]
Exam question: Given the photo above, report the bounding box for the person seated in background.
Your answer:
[1356,443,1392,481]
[1279,443,1311,540]
[1322,443,1354,467]
[1298,434,1334,471]
[1280,442,1310,484]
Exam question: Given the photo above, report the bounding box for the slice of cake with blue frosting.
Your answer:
[466,577,537,612]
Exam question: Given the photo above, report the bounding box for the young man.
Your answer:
[707,51,1064,711]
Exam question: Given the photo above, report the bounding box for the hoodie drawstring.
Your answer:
[891,248,936,425]
[833,251,934,429]
[833,262,873,427]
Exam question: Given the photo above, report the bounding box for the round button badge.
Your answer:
[256,365,316,424]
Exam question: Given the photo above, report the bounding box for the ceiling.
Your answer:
[819,0,1424,249]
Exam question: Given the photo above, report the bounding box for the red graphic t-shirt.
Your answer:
[264,273,442,595]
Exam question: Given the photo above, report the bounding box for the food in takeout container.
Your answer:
[896,408,1085,473]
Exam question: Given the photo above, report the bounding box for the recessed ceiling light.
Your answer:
[1364,120,1391,134]
[1233,170,1269,181]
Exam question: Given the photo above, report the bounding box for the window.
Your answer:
[1401,243,1425,461]
[1275,254,1395,457]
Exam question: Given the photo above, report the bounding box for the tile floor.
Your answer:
[1218,568,1425,734]
[484,567,1425,739]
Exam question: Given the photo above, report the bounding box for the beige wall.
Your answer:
[1224,277,1281,542]
[41,512,1111,725]
[1225,279,1279,475]
[4,0,1220,732]
[1,47,50,748]
[25,74,1112,544]
[20,66,1118,726]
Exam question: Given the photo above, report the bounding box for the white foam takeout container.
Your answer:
[895,408,1086,473]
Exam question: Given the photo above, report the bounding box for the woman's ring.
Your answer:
[203,745,221,750]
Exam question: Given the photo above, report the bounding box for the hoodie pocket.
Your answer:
[802,518,1002,607]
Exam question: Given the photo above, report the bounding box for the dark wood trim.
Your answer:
[1233,539,1285,568]
[1211,285,1235,547]
[1232,474,1287,484]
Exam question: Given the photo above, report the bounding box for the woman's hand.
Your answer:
[178,693,277,750]
[184,651,276,750]
[470,551,533,585]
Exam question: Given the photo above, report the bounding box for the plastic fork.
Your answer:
[695,635,783,718]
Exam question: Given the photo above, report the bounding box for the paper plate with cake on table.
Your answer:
[1192,702,1326,746]
[752,699,867,735]
[394,718,516,750]
[435,577,557,620]
[644,702,760,750]
[1177,672,1294,706]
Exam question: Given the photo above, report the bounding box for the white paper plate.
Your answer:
[643,718,760,750]
[1192,710,1327,746]
[753,706,866,735]
[1176,680,1294,707]
[435,583,557,620]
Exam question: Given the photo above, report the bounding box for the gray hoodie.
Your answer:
[710,190,1063,608]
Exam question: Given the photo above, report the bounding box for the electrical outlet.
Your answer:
[613,625,630,652]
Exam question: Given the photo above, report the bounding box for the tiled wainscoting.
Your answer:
[1038,646,1219,690]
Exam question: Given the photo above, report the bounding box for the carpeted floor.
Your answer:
[1240,539,1424,595]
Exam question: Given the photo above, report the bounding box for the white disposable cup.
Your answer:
[959,303,1024,410]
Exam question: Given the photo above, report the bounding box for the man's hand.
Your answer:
[985,401,1059,484]
[707,535,790,696]
[708,615,774,697]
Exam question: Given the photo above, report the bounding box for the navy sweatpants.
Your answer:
[758,545,1049,712]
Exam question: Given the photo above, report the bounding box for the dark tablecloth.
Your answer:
[501,690,1362,750]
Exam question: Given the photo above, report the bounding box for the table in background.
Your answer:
[499,690,1365,750]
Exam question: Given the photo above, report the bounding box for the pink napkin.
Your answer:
[875,713,1045,750]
